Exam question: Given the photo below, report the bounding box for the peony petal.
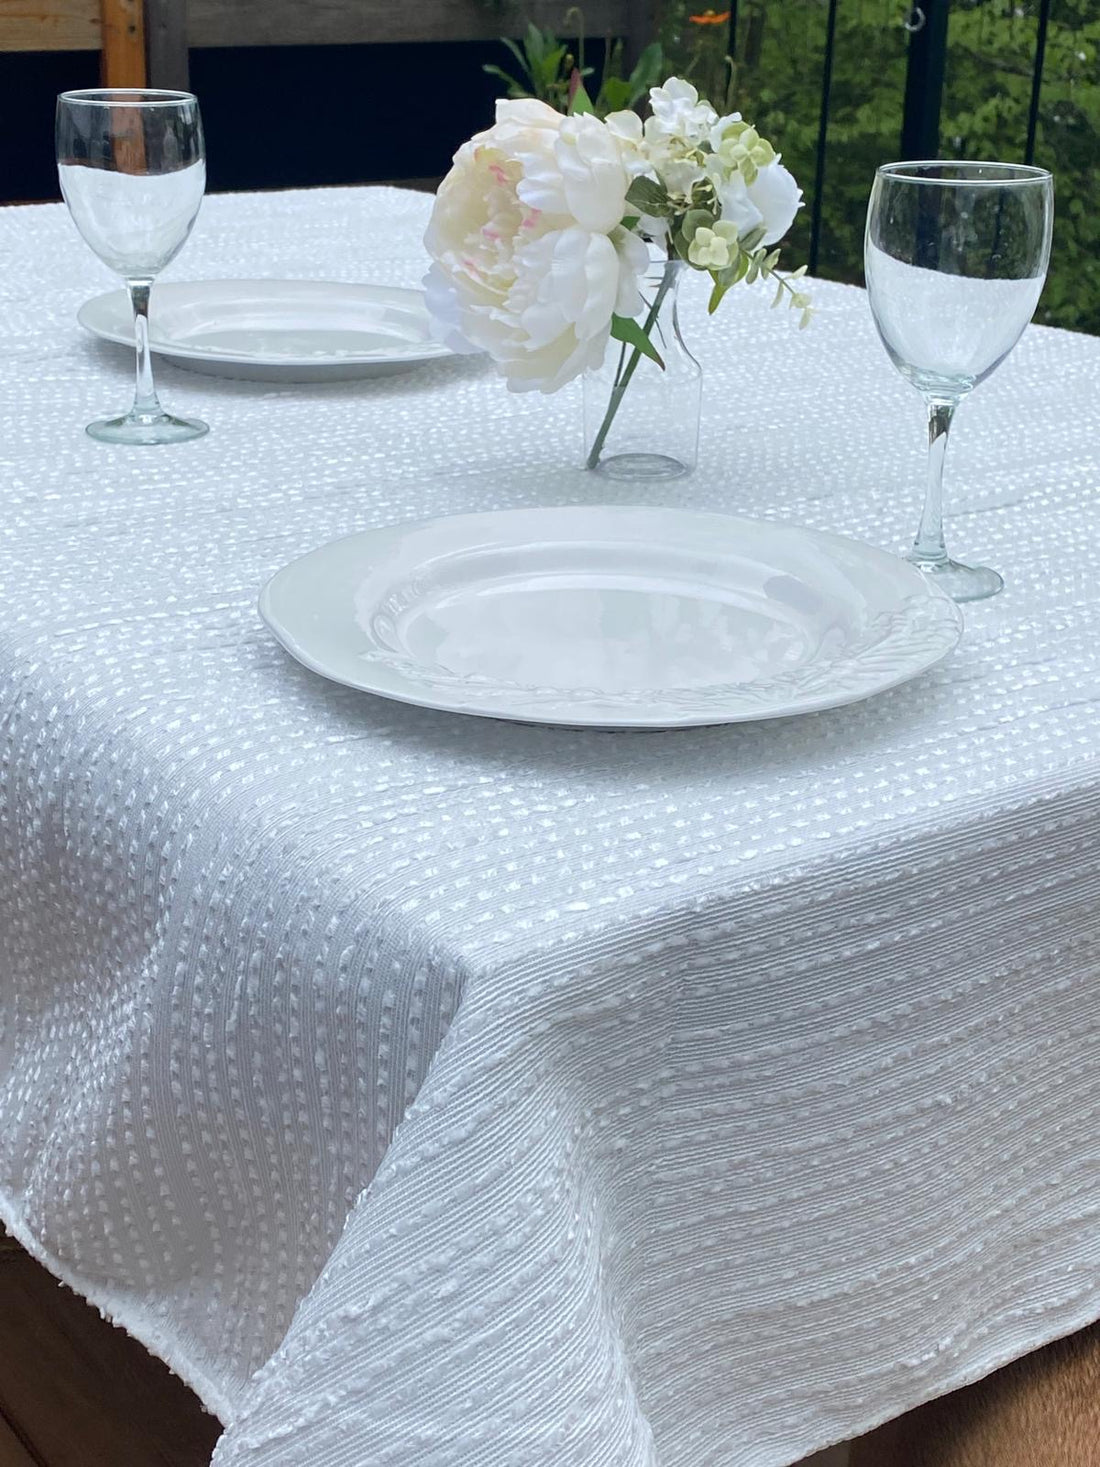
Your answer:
[715,173,764,238]
[612,229,650,317]
[746,160,804,245]
[605,110,644,144]
[423,100,644,392]
[554,115,631,234]
[495,97,564,130]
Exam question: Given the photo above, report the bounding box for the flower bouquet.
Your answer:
[425,77,810,479]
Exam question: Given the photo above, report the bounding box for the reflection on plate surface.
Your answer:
[78,279,454,381]
[260,506,964,729]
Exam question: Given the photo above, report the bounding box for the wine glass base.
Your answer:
[907,554,1004,603]
[87,412,209,446]
[591,452,691,481]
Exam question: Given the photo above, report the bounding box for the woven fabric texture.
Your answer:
[0,187,1098,1467]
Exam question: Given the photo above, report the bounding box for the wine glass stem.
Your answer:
[913,399,957,565]
[128,278,162,421]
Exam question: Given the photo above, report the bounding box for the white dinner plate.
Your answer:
[78,279,455,382]
[260,506,963,729]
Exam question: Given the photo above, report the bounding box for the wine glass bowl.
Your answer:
[57,89,208,445]
[865,161,1053,602]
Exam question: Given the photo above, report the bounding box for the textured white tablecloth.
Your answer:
[0,186,1098,1467]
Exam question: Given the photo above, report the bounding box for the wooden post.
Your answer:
[100,0,146,87]
[623,0,657,70]
[181,0,627,48]
[146,0,190,90]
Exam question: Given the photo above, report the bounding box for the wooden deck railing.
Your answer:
[1,1,655,101]
[0,0,145,86]
[147,0,653,89]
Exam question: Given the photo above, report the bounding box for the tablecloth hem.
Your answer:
[0,1189,234,1429]
[789,1288,1100,1467]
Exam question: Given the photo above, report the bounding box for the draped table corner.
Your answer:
[0,185,1098,1467]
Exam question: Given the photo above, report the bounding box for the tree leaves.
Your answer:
[711,0,1098,330]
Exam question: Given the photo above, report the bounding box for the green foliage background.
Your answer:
[660,0,1099,333]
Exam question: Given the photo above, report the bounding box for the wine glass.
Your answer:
[865,161,1053,602]
[56,89,208,445]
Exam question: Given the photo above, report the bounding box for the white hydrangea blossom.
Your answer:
[636,78,803,245]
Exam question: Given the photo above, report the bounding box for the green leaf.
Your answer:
[690,178,717,211]
[500,36,531,80]
[602,37,626,84]
[739,224,768,252]
[680,209,714,244]
[610,314,665,368]
[525,22,546,65]
[627,41,664,97]
[620,215,641,232]
[543,45,568,80]
[625,175,673,218]
[482,64,531,100]
[710,247,753,314]
[569,75,597,115]
[598,77,633,112]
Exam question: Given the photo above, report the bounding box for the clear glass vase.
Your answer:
[583,258,702,481]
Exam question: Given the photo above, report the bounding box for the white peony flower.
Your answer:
[424,99,648,393]
[713,158,804,246]
[515,109,635,234]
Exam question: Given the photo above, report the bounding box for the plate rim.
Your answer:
[77,278,454,369]
[258,505,965,731]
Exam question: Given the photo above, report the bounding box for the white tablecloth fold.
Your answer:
[0,187,1097,1467]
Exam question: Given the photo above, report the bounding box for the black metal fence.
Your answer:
[728,0,1057,271]
[1,1,1091,330]
[711,0,1095,333]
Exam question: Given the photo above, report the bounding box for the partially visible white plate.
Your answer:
[259,505,964,729]
[78,279,456,382]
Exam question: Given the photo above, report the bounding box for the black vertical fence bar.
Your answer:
[1025,0,1052,163]
[900,0,950,159]
[808,0,839,274]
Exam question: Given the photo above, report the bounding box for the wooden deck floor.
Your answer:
[0,1233,219,1466]
[0,1226,852,1467]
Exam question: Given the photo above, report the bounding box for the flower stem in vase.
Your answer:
[583,252,704,481]
[585,266,677,472]
[423,73,810,484]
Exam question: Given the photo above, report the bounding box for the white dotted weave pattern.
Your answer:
[0,187,1098,1467]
